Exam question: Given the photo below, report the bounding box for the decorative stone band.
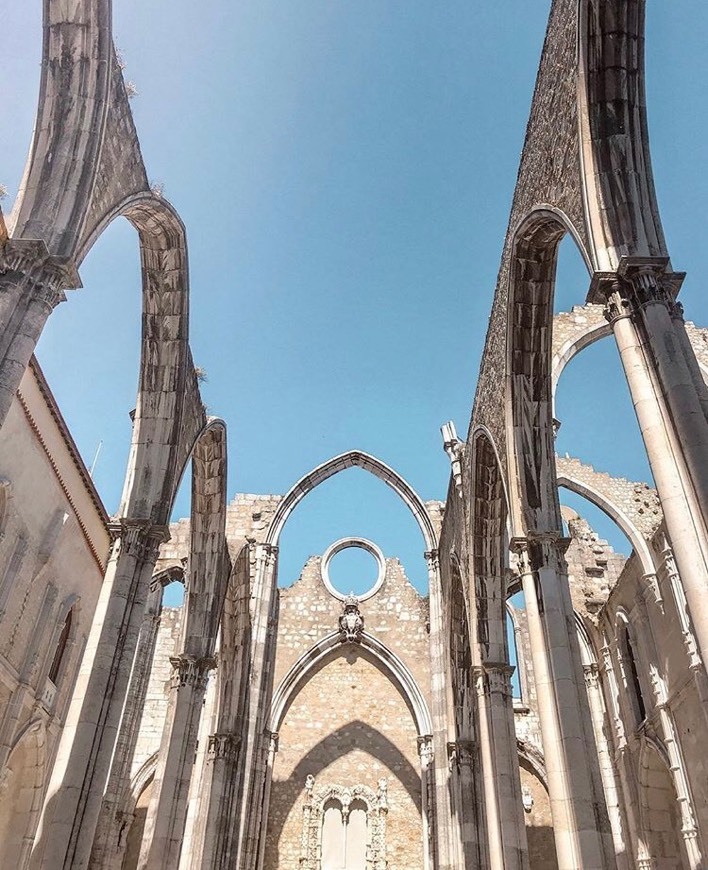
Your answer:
[207,732,241,762]
[169,654,216,690]
[0,238,81,308]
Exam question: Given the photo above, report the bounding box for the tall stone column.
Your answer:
[603,274,708,668]
[0,240,78,429]
[195,733,242,870]
[29,520,168,870]
[138,654,215,870]
[512,539,616,870]
[89,582,165,870]
[417,735,434,870]
[483,663,528,869]
[425,549,462,870]
[582,663,629,870]
[235,542,279,870]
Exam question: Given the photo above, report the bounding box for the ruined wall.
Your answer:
[265,554,430,870]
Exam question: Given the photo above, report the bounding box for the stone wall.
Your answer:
[265,553,431,870]
[0,360,109,869]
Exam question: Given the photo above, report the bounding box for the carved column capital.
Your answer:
[447,739,475,771]
[417,735,434,766]
[484,662,515,696]
[583,662,600,691]
[0,239,81,311]
[424,549,439,572]
[207,732,241,761]
[169,654,215,690]
[108,519,171,563]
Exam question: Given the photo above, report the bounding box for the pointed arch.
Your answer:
[507,208,590,534]
[265,450,436,552]
[556,472,655,575]
[269,631,432,738]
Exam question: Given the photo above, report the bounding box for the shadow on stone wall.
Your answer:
[265,720,421,868]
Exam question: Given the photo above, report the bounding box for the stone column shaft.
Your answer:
[473,667,504,870]
[425,549,462,870]
[483,663,528,869]
[606,285,708,670]
[139,654,215,870]
[582,664,629,870]
[89,583,164,870]
[195,733,242,870]
[514,541,615,870]
[235,543,278,870]
[29,520,167,870]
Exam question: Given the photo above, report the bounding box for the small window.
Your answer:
[48,607,72,685]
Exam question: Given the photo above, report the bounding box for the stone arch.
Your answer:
[120,753,159,870]
[577,0,668,271]
[506,601,528,702]
[270,631,432,738]
[265,450,436,552]
[470,427,511,661]
[556,469,657,575]
[0,718,47,868]
[181,418,230,658]
[551,306,612,396]
[507,207,590,533]
[637,738,685,869]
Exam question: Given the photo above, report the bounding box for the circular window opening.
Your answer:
[321,538,386,601]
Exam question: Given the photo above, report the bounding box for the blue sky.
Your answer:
[2,2,707,599]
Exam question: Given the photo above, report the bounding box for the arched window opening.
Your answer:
[625,631,647,724]
[320,797,368,870]
[48,607,73,685]
[617,621,647,728]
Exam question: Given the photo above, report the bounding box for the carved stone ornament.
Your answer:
[299,777,388,870]
[338,595,364,643]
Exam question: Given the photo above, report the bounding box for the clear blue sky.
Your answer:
[2,2,707,598]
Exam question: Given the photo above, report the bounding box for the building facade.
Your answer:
[1,0,708,868]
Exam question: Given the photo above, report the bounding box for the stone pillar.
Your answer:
[417,735,434,870]
[485,663,528,869]
[195,732,242,870]
[29,520,168,870]
[473,666,504,869]
[603,274,708,668]
[138,654,215,870]
[582,663,629,869]
[0,240,79,429]
[235,542,279,870]
[512,539,616,870]
[425,549,461,870]
[89,582,165,870]
[255,731,279,870]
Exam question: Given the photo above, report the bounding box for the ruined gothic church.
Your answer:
[1,2,708,869]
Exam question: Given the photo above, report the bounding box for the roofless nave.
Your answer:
[1,1,708,869]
